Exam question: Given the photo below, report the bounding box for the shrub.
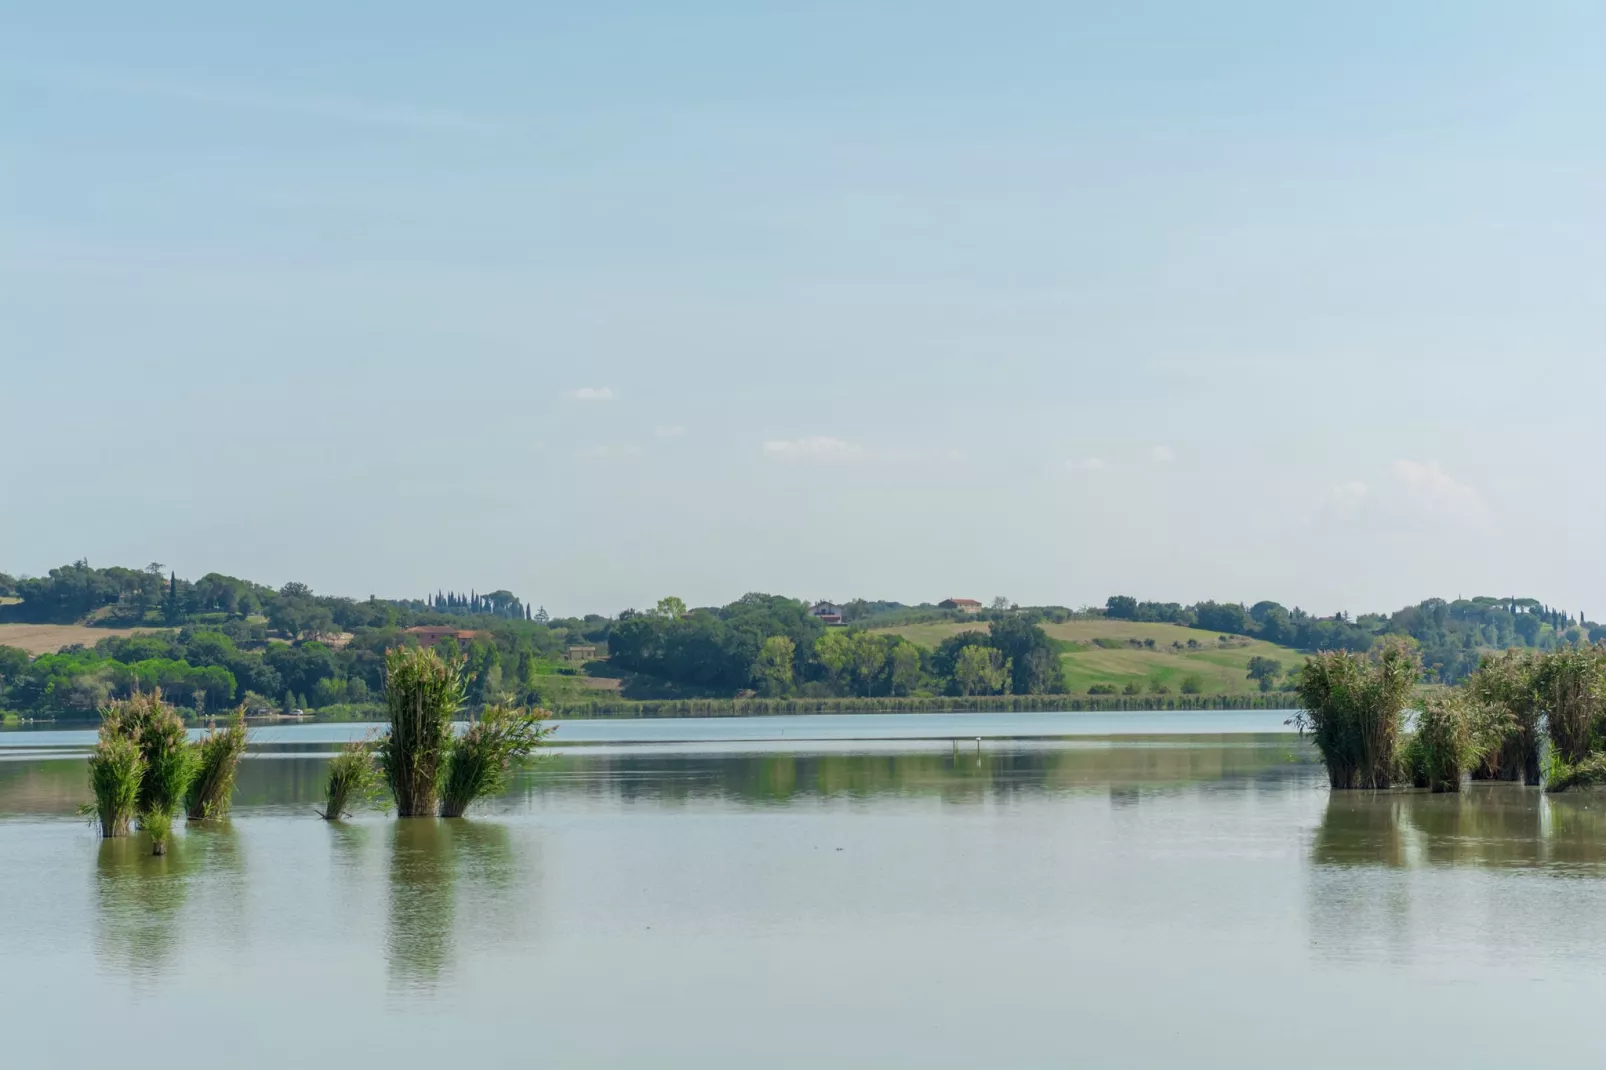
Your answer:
[1087,684,1117,695]
[87,733,142,838]
[439,705,552,818]
[186,707,248,820]
[377,647,466,817]
[1180,675,1203,695]
[1291,639,1419,789]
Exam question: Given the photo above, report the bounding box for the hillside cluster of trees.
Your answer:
[1105,594,1593,683]
[606,596,1064,698]
[0,620,591,720]
[2,560,1598,718]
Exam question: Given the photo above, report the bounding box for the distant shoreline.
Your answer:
[4,692,1296,727]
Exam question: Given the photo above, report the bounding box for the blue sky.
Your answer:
[5,2,1605,617]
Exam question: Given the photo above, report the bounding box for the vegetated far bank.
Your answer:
[542,692,1298,718]
[0,559,1593,723]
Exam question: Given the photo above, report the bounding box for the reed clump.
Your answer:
[1545,753,1606,793]
[1401,691,1508,793]
[1533,644,1606,767]
[378,647,466,817]
[87,733,143,838]
[100,691,200,854]
[440,704,552,818]
[143,810,174,856]
[1291,639,1419,789]
[321,735,381,820]
[186,707,248,820]
[1466,650,1542,784]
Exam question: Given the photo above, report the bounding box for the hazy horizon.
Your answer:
[7,3,1604,618]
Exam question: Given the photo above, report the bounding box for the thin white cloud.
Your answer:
[1066,457,1107,472]
[11,63,509,136]
[1393,460,1483,517]
[1149,445,1175,464]
[654,424,687,439]
[763,437,867,463]
[566,386,615,402]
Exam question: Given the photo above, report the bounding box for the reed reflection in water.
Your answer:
[385,819,520,989]
[1308,786,1606,966]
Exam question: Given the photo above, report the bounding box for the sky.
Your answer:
[4,2,1605,619]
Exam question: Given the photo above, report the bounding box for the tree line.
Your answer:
[606,595,1066,698]
[1104,593,1593,684]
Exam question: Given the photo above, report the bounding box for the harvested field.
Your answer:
[0,623,171,656]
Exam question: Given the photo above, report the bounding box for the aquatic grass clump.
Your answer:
[1291,639,1419,790]
[1402,691,1506,793]
[378,647,466,817]
[1467,649,1541,784]
[143,809,174,856]
[104,691,200,818]
[87,733,143,838]
[321,735,381,820]
[1545,752,1606,793]
[186,707,248,820]
[1533,644,1606,766]
[440,704,553,818]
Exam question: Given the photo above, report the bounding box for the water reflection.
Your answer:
[1307,787,1606,965]
[385,820,518,989]
[518,737,1310,807]
[1311,787,1606,873]
[94,835,192,981]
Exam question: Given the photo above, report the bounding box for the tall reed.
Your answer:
[1466,649,1542,784]
[1291,639,1419,789]
[1533,644,1606,766]
[1402,690,1506,793]
[321,735,380,820]
[143,810,174,856]
[378,647,465,817]
[186,707,248,820]
[440,705,553,818]
[87,733,143,838]
[103,691,199,819]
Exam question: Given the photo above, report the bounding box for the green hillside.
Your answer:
[870,618,1306,697]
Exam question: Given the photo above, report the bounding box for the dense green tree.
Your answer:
[1246,656,1283,691]
[752,635,795,696]
[953,646,1009,696]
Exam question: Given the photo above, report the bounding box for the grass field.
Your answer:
[0,623,171,656]
[869,618,1306,697]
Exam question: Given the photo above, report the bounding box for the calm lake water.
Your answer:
[5,713,1606,1067]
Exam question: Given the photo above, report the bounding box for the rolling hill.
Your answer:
[868,618,1307,697]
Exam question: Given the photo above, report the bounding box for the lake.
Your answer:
[5,712,1606,1067]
